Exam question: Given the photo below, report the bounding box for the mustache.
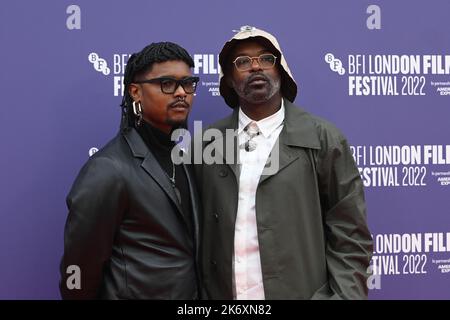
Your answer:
[169,99,190,108]
[245,72,270,84]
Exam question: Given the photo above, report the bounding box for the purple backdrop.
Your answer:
[1,0,449,299]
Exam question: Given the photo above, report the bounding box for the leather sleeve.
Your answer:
[60,156,127,299]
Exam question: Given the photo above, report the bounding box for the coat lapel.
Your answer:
[204,109,241,180]
[141,156,184,215]
[258,140,299,184]
[259,100,321,184]
[183,164,200,261]
[123,128,184,216]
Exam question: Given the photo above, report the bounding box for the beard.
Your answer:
[232,73,281,104]
[167,117,188,133]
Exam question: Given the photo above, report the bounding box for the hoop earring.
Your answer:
[132,101,143,127]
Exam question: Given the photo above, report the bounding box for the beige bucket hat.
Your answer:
[218,26,298,108]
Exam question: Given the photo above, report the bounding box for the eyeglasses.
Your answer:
[232,54,277,72]
[134,76,200,94]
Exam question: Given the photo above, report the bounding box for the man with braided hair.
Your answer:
[60,42,201,299]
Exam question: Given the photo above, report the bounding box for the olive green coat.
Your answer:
[195,100,373,299]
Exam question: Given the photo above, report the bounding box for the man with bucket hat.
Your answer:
[196,26,373,300]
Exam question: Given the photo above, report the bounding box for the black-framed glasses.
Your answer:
[232,54,277,72]
[134,76,200,94]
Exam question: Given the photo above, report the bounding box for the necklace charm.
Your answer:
[167,162,181,204]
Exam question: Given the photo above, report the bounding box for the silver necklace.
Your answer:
[167,162,181,204]
[168,162,176,185]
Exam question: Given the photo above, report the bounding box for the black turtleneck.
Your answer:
[136,121,193,237]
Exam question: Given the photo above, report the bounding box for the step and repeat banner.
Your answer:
[1,1,449,299]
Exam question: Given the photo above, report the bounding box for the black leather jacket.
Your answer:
[60,128,200,299]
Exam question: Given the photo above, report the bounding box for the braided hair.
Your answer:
[120,42,194,130]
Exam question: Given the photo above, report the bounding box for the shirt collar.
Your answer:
[238,99,285,138]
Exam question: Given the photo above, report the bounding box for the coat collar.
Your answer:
[281,100,321,149]
[237,100,285,138]
[209,99,321,150]
[122,127,149,158]
[205,99,321,184]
